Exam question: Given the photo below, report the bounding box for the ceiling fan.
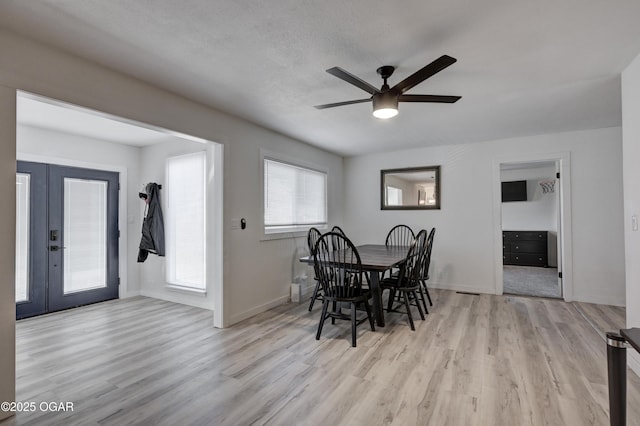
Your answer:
[315,55,461,119]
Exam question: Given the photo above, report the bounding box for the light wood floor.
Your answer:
[2,291,640,426]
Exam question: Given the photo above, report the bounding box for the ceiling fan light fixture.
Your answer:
[315,55,460,116]
[372,92,398,119]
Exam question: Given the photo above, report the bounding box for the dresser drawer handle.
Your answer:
[515,246,519,249]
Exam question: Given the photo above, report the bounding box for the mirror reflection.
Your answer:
[381,166,441,210]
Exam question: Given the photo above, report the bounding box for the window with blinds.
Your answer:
[264,158,327,233]
[386,186,403,206]
[166,151,206,290]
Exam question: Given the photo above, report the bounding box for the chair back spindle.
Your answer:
[307,227,322,255]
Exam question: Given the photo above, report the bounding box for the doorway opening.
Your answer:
[15,91,224,326]
[500,161,560,298]
[493,153,573,301]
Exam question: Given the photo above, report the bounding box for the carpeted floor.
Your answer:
[503,265,561,298]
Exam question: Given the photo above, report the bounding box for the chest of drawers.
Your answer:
[503,231,548,267]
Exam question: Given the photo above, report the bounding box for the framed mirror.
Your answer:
[381,165,441,210]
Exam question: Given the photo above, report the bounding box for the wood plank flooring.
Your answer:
[1,291,639,426]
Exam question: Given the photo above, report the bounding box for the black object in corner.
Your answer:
[501,180,527,202]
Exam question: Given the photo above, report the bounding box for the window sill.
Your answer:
[166,284,207,296]
[261,226,328,241]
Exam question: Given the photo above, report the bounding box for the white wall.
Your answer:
[622,50,640,374]
[0,27,344,407]
[344,127,625,305]
[0,86,16,421]
[501,164,558,266]
[16,124,142,297]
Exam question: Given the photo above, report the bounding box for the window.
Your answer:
[386,186,403,206]
[166,151,206,290]
[16,173,29,303]
[264,157,327,234]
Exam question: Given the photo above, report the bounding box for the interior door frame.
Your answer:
[492,151,573,301]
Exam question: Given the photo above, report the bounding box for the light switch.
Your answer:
[231,218,241,230]
[633,215,638,231]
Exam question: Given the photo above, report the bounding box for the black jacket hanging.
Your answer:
[138,183,165,262]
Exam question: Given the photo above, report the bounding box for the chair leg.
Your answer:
[331,301,337,325]
[316,299,329,340]
[363,298,375,332]
[351,302,357,347]
[413,290,426,320]
[422,279,433,306]
[387,288,396,312]
[417,286,429,314]
[403,292,415,331]
[308,279,321,311]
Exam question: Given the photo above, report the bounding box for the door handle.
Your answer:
[49,245,66,251]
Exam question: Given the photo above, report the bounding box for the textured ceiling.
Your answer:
[1,0,640,156]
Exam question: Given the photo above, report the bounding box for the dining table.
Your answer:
[300,244,410,327]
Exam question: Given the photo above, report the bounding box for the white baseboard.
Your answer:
[139,289,213,310]
[571,293,625,307]
[228,294,290,326]
[427,281,495,295]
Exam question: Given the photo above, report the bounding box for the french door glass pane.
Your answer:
[63,178,107,294]
[16,173,30,303]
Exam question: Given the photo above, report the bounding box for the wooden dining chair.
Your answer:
[381,229,427,330]
[405,227,435,314]
[331,225,372,287]
[307,227,323,311]
[385,224,415,248]
[313,232,375,347]
[331,225,346,235]
[330,225,347,250]
[419,228,436,308]
[383,224,416,281]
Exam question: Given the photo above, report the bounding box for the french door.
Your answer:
[16,161,119,319]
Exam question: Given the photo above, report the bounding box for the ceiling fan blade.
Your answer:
[392,55,457,94]
[398,94,461,103]
[314,99,372,109]
[326,67,380,95]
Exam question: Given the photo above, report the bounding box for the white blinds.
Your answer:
[264,158,327,230]
[166,151,206,290]
[15,174,29,303]
[63,178,108,294]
